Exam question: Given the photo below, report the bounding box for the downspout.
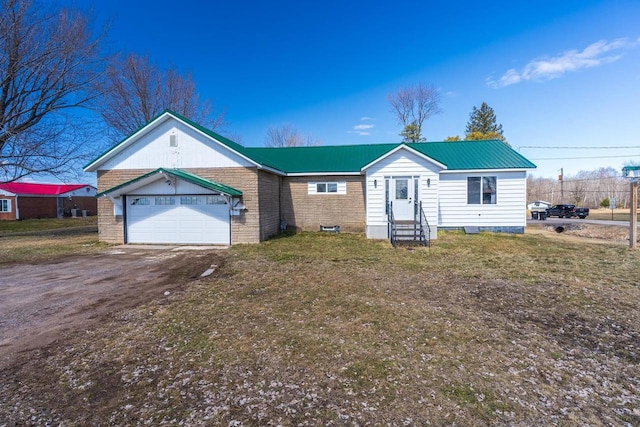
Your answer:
[15,195,19,220]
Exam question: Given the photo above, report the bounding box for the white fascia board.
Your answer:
[440,168,534,174]
[98,174,163,198]
[285,171,363,177]
[84,112,175,172]
[360,144,448,172]
[256,164,286,176]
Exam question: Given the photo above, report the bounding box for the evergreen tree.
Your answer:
[465,102,506,143]
[400,122,425,143]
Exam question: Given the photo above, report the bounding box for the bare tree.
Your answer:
[264,124,321,147]
[0,0,105,182]
[97,53,226,139]
[387,83,441,142]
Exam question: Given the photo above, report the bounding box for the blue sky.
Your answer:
[76,0,640,178]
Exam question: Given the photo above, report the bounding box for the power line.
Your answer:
[530,154,640,161]
[518,145,640,150]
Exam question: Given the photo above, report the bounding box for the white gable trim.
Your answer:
[84,112,262,172]
[360,144,447,172]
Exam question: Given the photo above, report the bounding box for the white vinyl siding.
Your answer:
[101,118,255,170]
[307,181,347,195]
[364,148,440,239]
[439,171,527,227]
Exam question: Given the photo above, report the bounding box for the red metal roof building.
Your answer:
[0,182,97,220]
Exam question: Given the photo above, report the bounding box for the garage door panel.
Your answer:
[126,195,230,244]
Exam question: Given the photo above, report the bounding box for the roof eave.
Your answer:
[285,171,363,177]
[440,167,536,174]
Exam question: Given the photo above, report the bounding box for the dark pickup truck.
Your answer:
[546,204,589,219]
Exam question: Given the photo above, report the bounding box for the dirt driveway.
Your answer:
[0,246,224,369]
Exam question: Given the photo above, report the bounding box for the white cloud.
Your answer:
[488,38,639,88]
[348,118,376,136]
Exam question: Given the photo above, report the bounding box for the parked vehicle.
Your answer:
[574,207,589,219]
[545,204,589,219]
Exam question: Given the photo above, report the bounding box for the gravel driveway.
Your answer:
[0,247,222,369]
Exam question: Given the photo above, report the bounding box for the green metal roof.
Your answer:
[96,168,243,197]
[244,140,536,173]
[410,140,536,171]
[86,110,536,174]
[245,144,398,173]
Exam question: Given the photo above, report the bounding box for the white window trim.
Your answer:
[308,181,347,195]
[467,176,497,205]
[0,199,11,213]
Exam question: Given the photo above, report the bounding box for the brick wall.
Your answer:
[186,167,262,244]
[258,170,281,240]
[280,175,366,232]
[16,197,58,219]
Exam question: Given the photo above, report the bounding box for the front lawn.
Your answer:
[1,231,638,426]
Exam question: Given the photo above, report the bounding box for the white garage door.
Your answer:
[126,195,230,244]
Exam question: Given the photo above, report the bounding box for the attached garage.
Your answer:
[126,194,230,244]
[97,168,244,245]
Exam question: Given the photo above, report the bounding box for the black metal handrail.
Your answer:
[418,200,430,247]
[388,201,397,247]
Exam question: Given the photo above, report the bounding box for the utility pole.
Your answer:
[631,180,638,250]
[622,166,639,250]
[559,168,564,204]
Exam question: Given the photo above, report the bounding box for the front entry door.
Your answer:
[391,177,415,220]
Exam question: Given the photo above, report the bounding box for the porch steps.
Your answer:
[392,220,428,246]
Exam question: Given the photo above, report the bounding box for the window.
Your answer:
[316,183,337,193]
[206,195,226,204]
[131,197,150,205]
[155,197,175,205]
[0,199,11,213]
[308,182,346,195]
[395,179,408,199]
[180,196,202,205]
[467,176,497,204]
[384,178,390,214]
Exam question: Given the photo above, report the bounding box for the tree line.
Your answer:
[528,167,634,208]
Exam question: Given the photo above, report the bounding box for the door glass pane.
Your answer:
[395,179,408,199]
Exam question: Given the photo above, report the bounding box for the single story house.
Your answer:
[84,110,536,245]
[0,182,97,220]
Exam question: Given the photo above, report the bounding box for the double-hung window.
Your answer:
[0,199,11,212]
[467,176,497,205]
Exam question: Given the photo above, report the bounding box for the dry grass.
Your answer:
[0,216,103,264]
[1,231,639,426]
[0,216,97,233]
[588,208,639,222]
